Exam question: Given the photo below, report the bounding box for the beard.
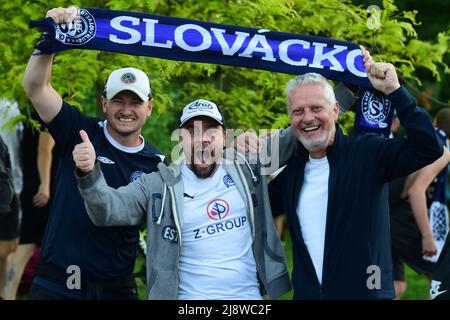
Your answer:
[188,147,219,179]
[298,129,331,152]
[191,162,218,178]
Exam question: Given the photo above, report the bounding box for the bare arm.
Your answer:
[407,147,450,256]
[22,53,61,124]
[22,6,79,123]
[32,131,55,208]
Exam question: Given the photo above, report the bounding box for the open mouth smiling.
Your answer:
[303,125,320,132]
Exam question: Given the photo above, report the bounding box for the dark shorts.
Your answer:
[392,250,406,282]
[19,189,50,245]
[0,197,20,241]
[391,206,436,280]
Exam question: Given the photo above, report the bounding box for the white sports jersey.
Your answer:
[177,164,261,300]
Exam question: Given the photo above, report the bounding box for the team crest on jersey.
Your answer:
[223,175,234,188]
[130,170,144,182]
[55,9,96,46]
[206,199,229,221]
[361,91,391,127]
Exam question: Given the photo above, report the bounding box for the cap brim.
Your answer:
[106,86,149,102]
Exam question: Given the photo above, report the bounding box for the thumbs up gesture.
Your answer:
[73,130,96,174]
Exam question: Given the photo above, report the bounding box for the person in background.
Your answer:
[3,114,56,300]
[0,99,23,299]
[390,108,450,299]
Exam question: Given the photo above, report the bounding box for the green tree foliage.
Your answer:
[0,0,448,156]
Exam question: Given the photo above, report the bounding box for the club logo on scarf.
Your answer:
[206,198,229,221]
[361,90,391,128]
[55,9,96,46]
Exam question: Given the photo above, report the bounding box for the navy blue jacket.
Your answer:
[269,87,443,299]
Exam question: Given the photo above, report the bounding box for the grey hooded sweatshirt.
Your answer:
[76,129,295,300]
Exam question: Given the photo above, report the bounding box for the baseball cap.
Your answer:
[179,99,225,127]
[104,67,152,102]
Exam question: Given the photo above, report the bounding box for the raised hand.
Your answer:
[361,47,401,96]
[45,5,79,25]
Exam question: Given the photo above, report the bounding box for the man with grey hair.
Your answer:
[284,72,338,158]
[269,49,443,299]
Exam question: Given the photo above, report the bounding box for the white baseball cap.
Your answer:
[179,99,225,127]
[104,67,152,101]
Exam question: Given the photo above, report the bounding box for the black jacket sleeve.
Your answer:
[367,87,443,182]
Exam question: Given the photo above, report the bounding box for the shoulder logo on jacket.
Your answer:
[162,226,178,243]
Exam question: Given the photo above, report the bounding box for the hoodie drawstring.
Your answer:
[156,182,167,225]
[235,152,259,183]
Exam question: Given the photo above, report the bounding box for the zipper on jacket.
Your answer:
[235,162,256,239]
[168,185,182,298]
[234,159,268,296]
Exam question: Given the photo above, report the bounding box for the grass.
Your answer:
[401,266,430,300]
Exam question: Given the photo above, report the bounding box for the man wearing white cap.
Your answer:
[72,98,294,299]
[21,7,165,300]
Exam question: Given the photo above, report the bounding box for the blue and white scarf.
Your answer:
[31,8,394,134]
[31,8,372,88]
